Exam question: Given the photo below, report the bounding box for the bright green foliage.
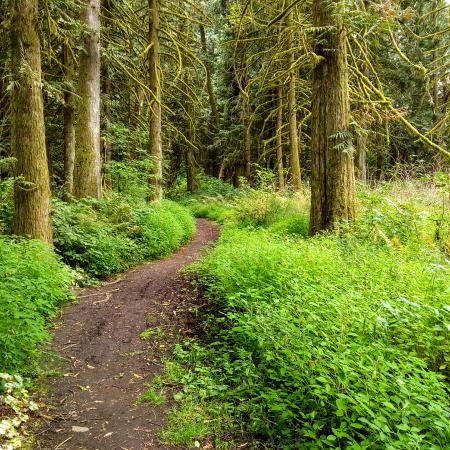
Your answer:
[53,198,139,278]
[180,227,450,448]
[161,401,210,446]
[136,387,166,406]
[234,190,309,235]
[185,199,235,225]
[53,197,195,277]
[104,160,153,201]
[0,238,73,373]
[162,200,196,243]
[166,182,450,449]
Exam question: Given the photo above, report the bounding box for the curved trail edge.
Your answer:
[36,219,220,450]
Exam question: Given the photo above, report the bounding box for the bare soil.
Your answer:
[35,219,220,450]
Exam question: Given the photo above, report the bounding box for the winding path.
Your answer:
[36,219,220,450]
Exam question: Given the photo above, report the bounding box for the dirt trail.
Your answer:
[35,219,220,450]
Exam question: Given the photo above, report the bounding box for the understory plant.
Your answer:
[162,181,450,449]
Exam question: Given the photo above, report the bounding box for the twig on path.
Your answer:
[79,288,119,299]
[93,292,113,305]
[54,436,72,450]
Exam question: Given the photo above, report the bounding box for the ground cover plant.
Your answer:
[154,178,450,449]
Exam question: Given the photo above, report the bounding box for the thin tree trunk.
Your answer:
[276,85,285,190]
[200,24,220,177]
[10,0,53,244]
[102,0,113,165]
[355,131,367,182]
[148,0,163,201]
[287,4,301,191]
[309,0,356,235]
[63,43,76,195]
[73,0,102,199]
[200,25,219,127]
[179,1,197,193]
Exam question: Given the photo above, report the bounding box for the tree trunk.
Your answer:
[148,0,163,201]
[63,43,76,195]
[276,85,285,190]
[355,131,367,182]
[102,0,113,166]
[309,0,356,235]
[200,25,219,128]
[73,0,102,199]
[10,0,53,244]
[287,4,301,191]
[200,24,220,177]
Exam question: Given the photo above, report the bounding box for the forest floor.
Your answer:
[34,219,220,450]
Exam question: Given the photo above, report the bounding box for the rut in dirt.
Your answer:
[35,219,220,450]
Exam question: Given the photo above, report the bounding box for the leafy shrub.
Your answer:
[53,198,140,278]
[234,190,309,232]
[132,205,184,259]
[0,177,14,234]
[104,159,153,202]
[175,228,450,448]
[184,198,235,224]
[0,237,73,373]
[53,197,195,277]
[162,200,196,243]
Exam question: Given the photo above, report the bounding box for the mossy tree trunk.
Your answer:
[309,0,356,235]
[73,0,102,199]
[276,85,285,190]
[200,24,220,176]
[63,43,76,195]
[148,0,163,201]
[287,4,301,191]
[355,131,367,182]
[10,0,53,244]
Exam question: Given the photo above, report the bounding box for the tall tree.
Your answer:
[63,42,76,195]
[148,0,163,201]
[73,0,102,199]
[286,2,301,191]
[276,85,285,190]
[10,0,53,244]
[309,0,356,234]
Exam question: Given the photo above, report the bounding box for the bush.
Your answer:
[162,200,196,243]
[234,190,309,232]
[0,237,73,374]
[183,198,235,224]
[133,205,184,259]
[53,198,140,278]
[53,197,195,277]
[175,227,450,448]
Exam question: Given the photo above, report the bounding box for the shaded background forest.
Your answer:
[0,0,448,202]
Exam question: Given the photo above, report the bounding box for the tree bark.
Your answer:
[63,43,76,195]
[10,0,53,244]
[276,85,285,190]
[200,25,219,128]
[73,0,102,199]
[309,0,356,235]
[148,0,163,201]
[102,0,113,166]
[287,4,301,191]
[355,131,367,182]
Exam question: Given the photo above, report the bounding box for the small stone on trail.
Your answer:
[72,426,90,433]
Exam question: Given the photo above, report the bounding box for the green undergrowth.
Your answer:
[157,178,450,449]
[0,237,73,375]
[53,197,195,278]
